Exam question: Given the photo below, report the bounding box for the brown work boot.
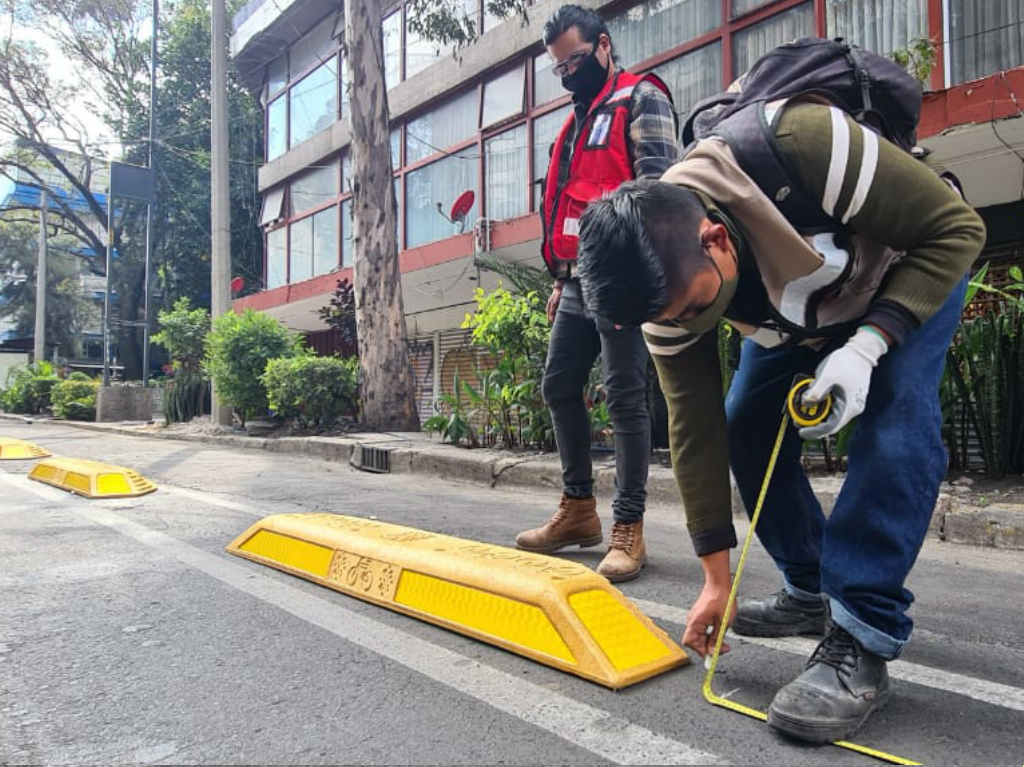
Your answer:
[515,494,602,553]
[596,520,646,583]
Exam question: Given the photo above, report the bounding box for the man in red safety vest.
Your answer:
[515,4,679,582]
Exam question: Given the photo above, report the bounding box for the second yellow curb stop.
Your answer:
[29,457,157,498]
[0,437,51,460]
[227,513,689,688]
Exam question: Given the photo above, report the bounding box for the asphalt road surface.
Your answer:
[2,421,1023,766]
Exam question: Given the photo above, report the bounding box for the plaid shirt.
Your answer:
[551,77,680,278]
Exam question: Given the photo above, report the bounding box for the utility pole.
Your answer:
[142,0,158,387]
[34,190,47,365]
[103,166,113,387]
[210,0,232,425]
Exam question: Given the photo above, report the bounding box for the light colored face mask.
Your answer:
[674,247,739,335]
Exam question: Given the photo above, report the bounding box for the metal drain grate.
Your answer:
[351,444,392,473]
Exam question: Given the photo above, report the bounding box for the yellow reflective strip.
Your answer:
[240,530,334,578]
[570,589,671,671]
[97,474,132,495]
[64,473,91,494]
[395,570,575,664]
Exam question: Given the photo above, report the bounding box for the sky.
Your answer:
[2,9,157,160]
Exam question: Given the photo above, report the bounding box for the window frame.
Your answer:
[266,0,960,290]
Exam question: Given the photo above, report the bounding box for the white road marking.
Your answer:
[0,472,720,766]
[6,468,1024,722]
[633,598,1024,714]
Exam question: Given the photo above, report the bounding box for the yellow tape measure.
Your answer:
[700,381,920,765]
[787,376,833,428]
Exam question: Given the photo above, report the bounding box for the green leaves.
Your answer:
[262,355,360,429]
[203,309,304,426]
[151,297,211,375]
[944,264,1024,478]
[51,377,99,420]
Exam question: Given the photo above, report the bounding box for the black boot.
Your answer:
[767,624,890,744]
[732,589,826,637]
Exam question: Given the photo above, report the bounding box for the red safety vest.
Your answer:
[541,70,673,276]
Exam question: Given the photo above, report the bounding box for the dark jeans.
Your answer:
[542,280,650,523]
[725,277,966,659]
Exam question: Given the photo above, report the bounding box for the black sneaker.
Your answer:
[732,589,826,637]
[767,625,890,744]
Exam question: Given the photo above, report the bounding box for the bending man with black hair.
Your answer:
[576,101,984,742]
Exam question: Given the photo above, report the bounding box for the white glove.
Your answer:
[798,327,888,440]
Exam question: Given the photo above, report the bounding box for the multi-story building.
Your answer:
[231,0,1024,417]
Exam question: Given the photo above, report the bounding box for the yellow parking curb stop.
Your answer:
[0,437,51,460]
[29,457,157,498]
[227,513,689,688]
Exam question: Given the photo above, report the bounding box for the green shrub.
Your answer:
[942,262,1024,478]
[61,399,97,421]
[153,298,212,424]
[262,355,359,428]
[204,309,303,426]
[460,287,554,449]
[1,363,58,414]
[423,370,479,447]
[163,371,207,424]
[153,297,210,375]
[51,379,99,420]
[68,371,92,382]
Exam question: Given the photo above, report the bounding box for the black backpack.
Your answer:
[680,37,924,229]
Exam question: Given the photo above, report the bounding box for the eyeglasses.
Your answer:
[551,48,592,78]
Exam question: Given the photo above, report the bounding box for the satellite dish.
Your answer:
[449,190,475,232]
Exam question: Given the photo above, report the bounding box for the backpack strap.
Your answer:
[712,101,832,231]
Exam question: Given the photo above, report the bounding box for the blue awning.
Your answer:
[0,179,110,217]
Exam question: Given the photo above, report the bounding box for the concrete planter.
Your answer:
[96,385,156,422]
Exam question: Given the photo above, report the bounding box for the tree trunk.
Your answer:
[344,0,420,431]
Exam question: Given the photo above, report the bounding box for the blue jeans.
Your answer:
[542,280,650,523]
[725,278,966,660]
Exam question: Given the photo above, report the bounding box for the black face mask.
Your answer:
[561,49,608,103]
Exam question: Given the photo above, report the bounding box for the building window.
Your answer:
[949,0,1024,85]
[289,216,315,283]
[291,160,339,216]
[826,0,928,59]
[383,10,402,90]
[394,176,403,244]
[608,0,721,69]
[533,52,566,107]
[405,0,476,80]
[406,88,478,164]
[732,1,815,75]
[405,21,442,80]
[342,151,352,192]
[406,152,477,248]
[391,127,402,168]
[313,206,339,276]
[532,104,571,210]
[267,97,286,160]
[267,227,287,289]
[655,41,723,123]
[260,185,287,227]
[481,65,525,127]
[267,54,287,97]
[485,124,527,220]
[289,58,339,148]
[731,0,778,18]
[341,198,353,266]
[289,14,336,81]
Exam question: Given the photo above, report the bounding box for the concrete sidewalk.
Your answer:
[2,411,1022,550]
